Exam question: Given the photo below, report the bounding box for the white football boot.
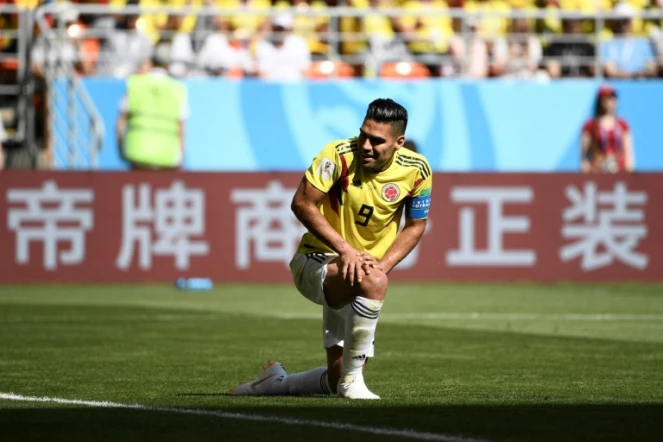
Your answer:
[337,374,380,400]
[229,361,287,396]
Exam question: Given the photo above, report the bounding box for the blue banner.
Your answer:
[81,78,663,171]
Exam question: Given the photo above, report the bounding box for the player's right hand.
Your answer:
[339,249,366,287]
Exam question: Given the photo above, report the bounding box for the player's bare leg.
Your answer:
[326,345,343,393]
[324,259,387,399]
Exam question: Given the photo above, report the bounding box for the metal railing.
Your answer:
[34,2,105,169]
[33,4,663,78]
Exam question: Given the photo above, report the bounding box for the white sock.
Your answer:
[270,367,332,395]
[342,296,383,377]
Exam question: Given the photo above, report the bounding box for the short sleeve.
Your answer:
[406,157,433,220]
[304,142,343,193]
[582,119,594,134]
[618,118,630,133]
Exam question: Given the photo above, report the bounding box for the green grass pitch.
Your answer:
[1,283,662,442]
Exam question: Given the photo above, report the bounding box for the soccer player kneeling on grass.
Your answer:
[230,99,432,399]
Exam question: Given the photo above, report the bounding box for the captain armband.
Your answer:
[405,190,431,220]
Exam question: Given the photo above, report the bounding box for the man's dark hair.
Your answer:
[365,98,408,135]
[151,42,171,69]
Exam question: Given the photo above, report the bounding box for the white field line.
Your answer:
[277,312,663,322]
[0,392,488,442]
[1,312,663,324]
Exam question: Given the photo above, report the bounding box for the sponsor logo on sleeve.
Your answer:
[316,157,336,180]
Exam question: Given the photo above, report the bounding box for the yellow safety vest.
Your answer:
[124,72,185,168]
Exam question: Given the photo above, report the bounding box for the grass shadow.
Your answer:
[1,403,662,442]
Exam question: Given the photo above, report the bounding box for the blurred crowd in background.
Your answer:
[0,0,652,172]
[1,0,663,79]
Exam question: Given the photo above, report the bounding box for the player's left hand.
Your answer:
[359,253,383,274]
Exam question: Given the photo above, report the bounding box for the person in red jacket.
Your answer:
[581,85,635,173]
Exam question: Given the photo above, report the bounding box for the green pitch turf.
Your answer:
[0,283,662,442]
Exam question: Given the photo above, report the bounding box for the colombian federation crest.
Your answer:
[381,183,400,202]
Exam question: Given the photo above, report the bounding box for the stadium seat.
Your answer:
[306,60,354,79]
[379,61,431,79]
[0,58,18,72]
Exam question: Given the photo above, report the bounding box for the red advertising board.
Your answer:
[0,172,661,283]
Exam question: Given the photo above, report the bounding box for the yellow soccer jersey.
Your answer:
[297,137,433,260]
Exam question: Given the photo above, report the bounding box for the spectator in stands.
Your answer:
[556,0,612,37]
[96,12,153,78]
[360,0,409,77]
[138,0,200,45]
[32,18,93,77]
[601,2,657,78]
[499,16,542,78]
[224,0,272,43]
[621,0,648,37]
[255,13,311,80]
[580,85,634,173]
[464,0,511,41]
[116,44,189,170]
[645,0,663,76]
[545,18,595,78]
[190,0,220,53]
[540,0,563,35]
[275,0,330,57]
[197,15,253,76]
[159,14,195,78]
[201,0,270,77]
[459,16,503,78]
[396,0,464,77]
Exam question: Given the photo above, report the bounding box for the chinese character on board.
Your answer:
[446,186,536,267]
[116,180,209,270]
[559,181,648,271]
[7,180,94,270]
[231,181,306,269]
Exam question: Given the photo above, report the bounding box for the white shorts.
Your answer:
[289,252,374,356]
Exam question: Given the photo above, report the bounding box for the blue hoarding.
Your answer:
[79,78,663,172]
